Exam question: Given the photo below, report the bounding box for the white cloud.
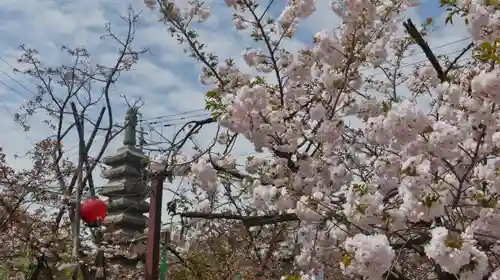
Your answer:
[0,0,471,219]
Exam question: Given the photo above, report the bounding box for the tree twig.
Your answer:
[403,19,445,81]
[444,42,474,77]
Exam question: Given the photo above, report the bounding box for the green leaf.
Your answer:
[343,255,352,267]
[251,76,266,86]
[445,14,454,25]
[479,41,493,51]
[205,90,218,98]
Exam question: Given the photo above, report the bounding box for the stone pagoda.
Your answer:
[98,108,149,237]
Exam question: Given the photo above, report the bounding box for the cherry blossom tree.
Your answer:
[144,0,500,279]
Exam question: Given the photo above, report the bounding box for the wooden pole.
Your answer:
[146,173,165,280]
[72,167,82,258]
[71,102,85,279]
[71,166,83,280]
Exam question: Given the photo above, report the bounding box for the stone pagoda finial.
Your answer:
[123,108,138,147]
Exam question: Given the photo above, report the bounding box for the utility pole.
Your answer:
[146,172,165,280]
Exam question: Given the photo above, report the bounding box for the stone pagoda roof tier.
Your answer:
[103,213,148,231]
[107,197,149,214]
[102,146,148,167]
[101,164,144,181]
[98,178,147,197]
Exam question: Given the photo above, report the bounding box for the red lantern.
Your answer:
[80,197,107,228]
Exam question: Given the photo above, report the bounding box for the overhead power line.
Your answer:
[139,109,207,123]
[404,37,471,58]
[0,68,34,98]
[144,112,211,125]
[0,96,36,146]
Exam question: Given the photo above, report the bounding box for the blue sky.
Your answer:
[0,0,471,218]
[417,0,445,19]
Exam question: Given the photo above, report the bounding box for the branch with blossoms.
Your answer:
[0,142,75,279]
[141,0,500,279]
